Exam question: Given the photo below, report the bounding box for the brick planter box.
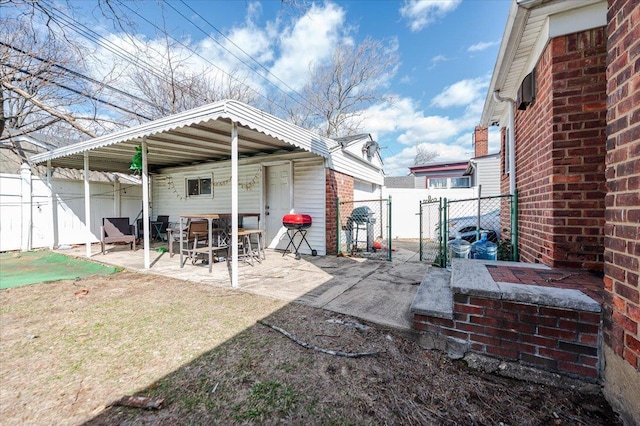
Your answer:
[412,260,602,381]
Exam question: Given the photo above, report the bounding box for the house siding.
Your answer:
[474,155,500,196]
[293,158,326,256]
[504,27,608,270]
[602,0,640,422]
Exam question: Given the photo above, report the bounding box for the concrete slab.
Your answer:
[410,267,453,319]
[54,242,426,332]
[450,258,500,297]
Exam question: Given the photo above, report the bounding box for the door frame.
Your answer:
[262,160,293,245]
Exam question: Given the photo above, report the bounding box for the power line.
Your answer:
[1,41,158,111]
[3,61,153,120]
[169,0,320,116]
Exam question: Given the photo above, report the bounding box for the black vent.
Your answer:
[517,69,536,110]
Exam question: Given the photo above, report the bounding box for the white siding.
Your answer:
[329,149,384,186]
[152,153,326,254]
[292,158,326,255]
[152,163,263,229]
[474,156,501,196]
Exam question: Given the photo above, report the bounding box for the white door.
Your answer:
[265,164,292,249]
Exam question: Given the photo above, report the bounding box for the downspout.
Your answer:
[493,91,516,195]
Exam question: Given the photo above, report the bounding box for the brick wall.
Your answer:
[603,0,640,371]
[473,126,488,158]
[414,295,601,380]
[325,169,353,255]
[504,28,608,269]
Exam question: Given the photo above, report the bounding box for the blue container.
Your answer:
[471,232,498,260]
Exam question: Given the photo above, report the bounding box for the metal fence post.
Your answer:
[442,197,448,268]
[387,196,392,261]
[419,200,423,262]
[511,190,519,261]
[336,197,341,256]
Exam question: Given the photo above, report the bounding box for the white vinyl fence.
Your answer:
[0,166,142,252]
[382,186,476,239]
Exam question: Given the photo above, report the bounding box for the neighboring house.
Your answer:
[479,0,638,422]
[409,160,470,190]
[30,100,385,264]
[464,127,501,197]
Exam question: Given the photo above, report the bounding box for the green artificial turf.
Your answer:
[0,250,120,289]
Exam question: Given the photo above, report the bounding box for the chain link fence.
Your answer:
[419,197,444,265]
[337,198,391,261]
[419,193,518,266]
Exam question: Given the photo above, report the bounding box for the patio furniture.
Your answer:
[180,218,226,269]
[154,215,170,241]
[101,217,136,254]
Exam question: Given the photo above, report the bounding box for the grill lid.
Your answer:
[282,214,312,226]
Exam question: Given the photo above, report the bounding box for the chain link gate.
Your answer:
[337,197,392,261]
[419,197,444,266]
[418,192,519,267]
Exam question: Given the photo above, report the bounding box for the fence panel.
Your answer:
[417,193,518,266]
[337,197,391,260]
[419,197,444,266]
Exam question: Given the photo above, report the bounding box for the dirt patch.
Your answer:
[0,271,620,425]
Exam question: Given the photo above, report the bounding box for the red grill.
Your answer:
[282,214,316,259]
[282,214,312,229]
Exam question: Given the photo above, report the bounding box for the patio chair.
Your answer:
[155,215,170,241]
[180,220,225,266]
[101,217,136,254]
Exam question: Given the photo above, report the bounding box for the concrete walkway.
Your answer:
[56,241,428,332]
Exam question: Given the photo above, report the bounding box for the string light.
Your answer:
[165,168,261,200]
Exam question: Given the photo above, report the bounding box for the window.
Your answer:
[450,177,470,188]
[428,178,447,189]
[186,175,213,197]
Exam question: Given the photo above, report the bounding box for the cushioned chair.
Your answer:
[101,218,136,254]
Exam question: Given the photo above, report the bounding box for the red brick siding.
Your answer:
[414,295,602,380]
[604,0,640,370]
[325,169,353,255]
[504,28,608,269]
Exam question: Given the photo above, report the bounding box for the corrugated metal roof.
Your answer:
[30,100,337,174]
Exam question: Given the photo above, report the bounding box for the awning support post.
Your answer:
[231,122,239,288]
[84,152,91,257]
[142,137,150,269]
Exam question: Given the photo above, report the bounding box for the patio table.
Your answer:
[178,213,260,273]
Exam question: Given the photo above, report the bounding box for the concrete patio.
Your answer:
[56,240,428,333]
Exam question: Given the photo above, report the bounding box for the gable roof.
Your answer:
[480,0,606,127]
[30,99,338,174]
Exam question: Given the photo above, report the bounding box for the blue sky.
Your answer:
[71,0,511,175]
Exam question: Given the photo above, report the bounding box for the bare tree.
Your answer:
[277,38,398,138]
[1,19,99,142]
[414,145,439,165]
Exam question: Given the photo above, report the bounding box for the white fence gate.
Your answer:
[0,167,142,252]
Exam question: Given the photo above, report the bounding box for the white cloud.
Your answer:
[430,76,489,108]
[269,3,345,91]
[468,40,499,52]
[399,0,462,32]
[383,142,470,176]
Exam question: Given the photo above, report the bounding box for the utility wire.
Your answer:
[169,0,320,115]
[0,41,158,111]
[112,0,283,113]
[4,62,152,120]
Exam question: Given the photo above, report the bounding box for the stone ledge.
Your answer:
[450,259,600,312]
[410,267,452,319]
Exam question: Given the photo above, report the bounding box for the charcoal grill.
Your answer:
[282,214,317,259]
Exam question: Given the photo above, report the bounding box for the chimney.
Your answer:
[474,126,488,158]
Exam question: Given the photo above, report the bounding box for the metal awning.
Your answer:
[30,99,334,173]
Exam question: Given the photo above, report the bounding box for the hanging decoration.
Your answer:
[130,146,142,175]
[165,168,262,201]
